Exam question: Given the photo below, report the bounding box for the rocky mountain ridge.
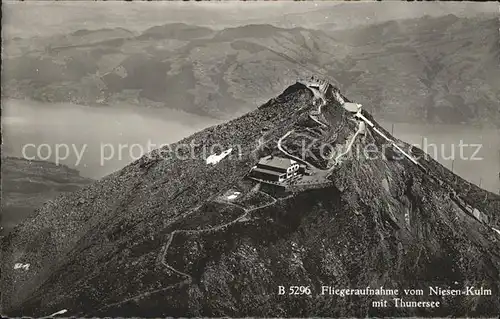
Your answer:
[2,13,499,124]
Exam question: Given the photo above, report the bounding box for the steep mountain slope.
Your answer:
[1,82,499,317]
[0,157,93,237]
[3,14,499,124]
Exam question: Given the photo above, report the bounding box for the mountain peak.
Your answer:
[2,79,500,317]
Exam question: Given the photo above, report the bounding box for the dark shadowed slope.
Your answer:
[1,82,499,317]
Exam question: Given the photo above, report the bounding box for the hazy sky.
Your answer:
[2,1,497,38]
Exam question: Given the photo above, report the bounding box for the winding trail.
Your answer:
[275,80,334,171]
[303,80,368,172]
[302,81,495,231]
[305,81,329,128]
[277,130,321,170]
[159,190,277,279]
[278,80,366,173]
[300,79,498,233]
[91,191,278,315]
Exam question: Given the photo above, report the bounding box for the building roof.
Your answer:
[251,167,285,177]
[257,156,297,170]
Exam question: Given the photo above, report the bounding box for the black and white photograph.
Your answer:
[1,0,499,317]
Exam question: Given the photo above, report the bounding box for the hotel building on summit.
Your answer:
[249,155,300,183]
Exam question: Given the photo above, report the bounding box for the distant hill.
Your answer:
[137,23,214,40]
[2,14,499,124]
[327,14,500,124]
[1,157,93,236]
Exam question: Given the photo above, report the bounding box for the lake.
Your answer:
[2,99,221,179]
